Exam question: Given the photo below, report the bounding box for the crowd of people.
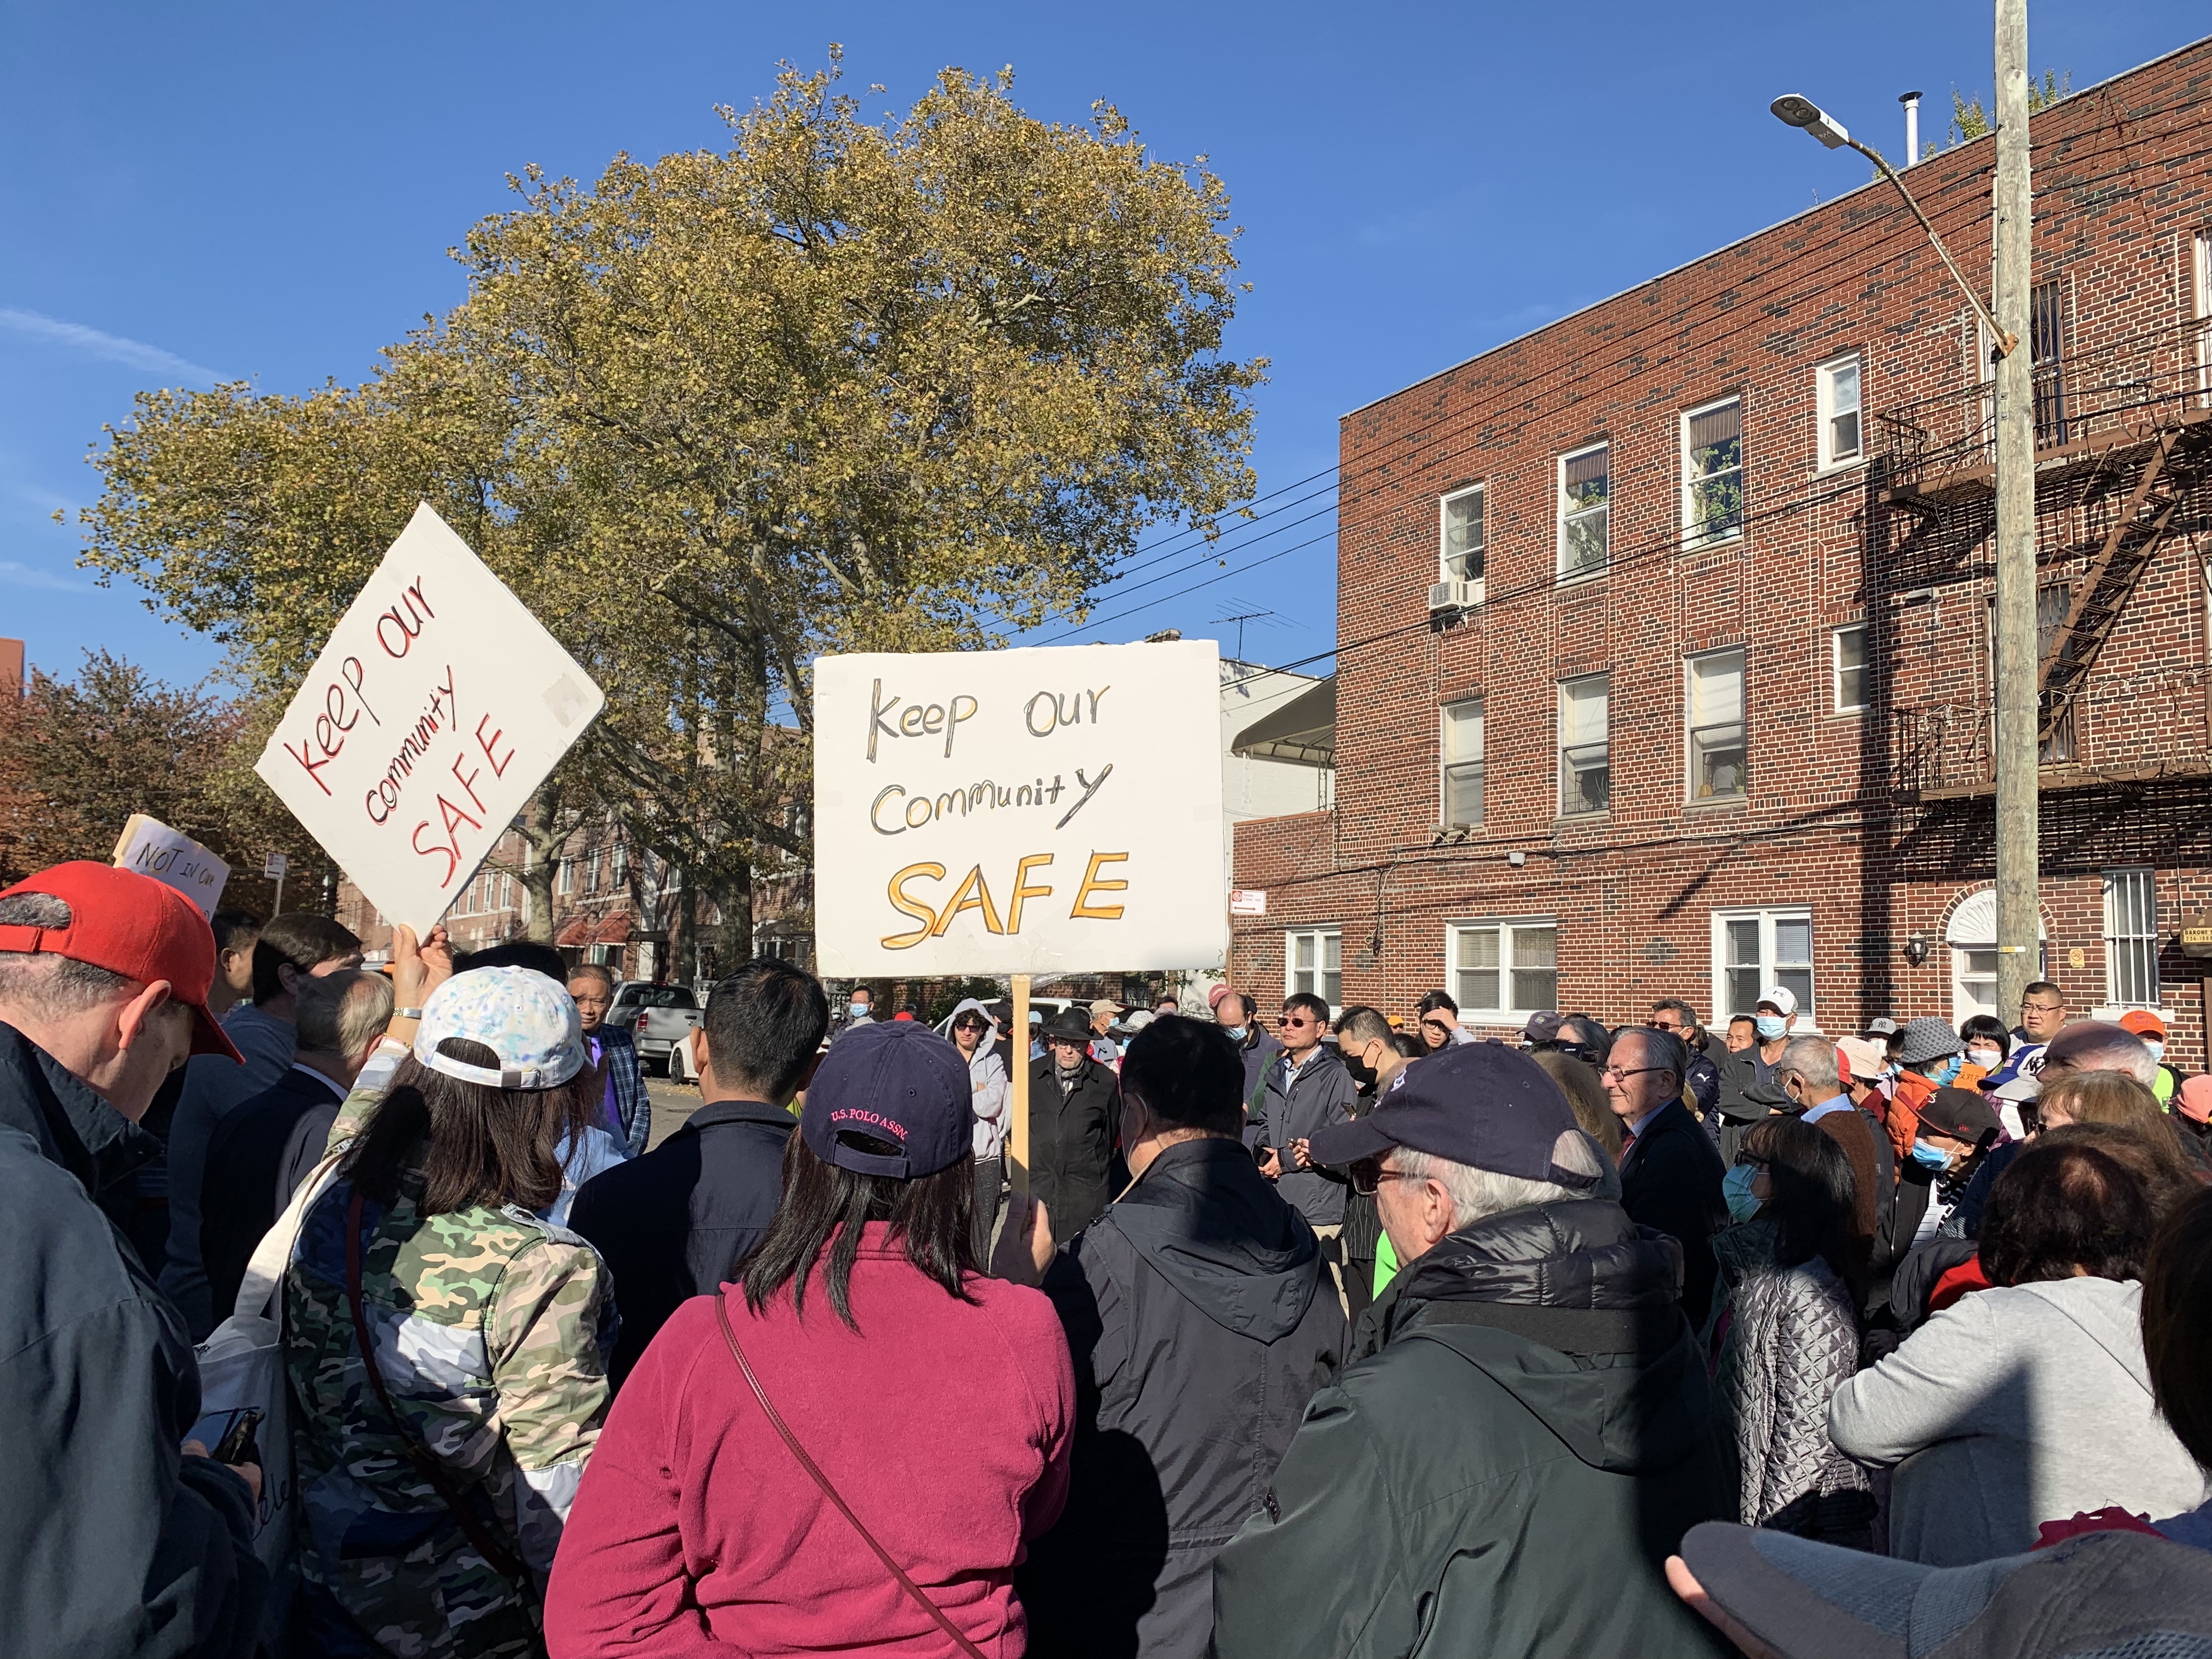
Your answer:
[8,854,2212,1657]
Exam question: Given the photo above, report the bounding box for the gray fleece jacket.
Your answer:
[1829,1276,2208,1565]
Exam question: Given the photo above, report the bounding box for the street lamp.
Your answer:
[1769,93,2017,357]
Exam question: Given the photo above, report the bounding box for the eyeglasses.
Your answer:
[1731,1152,1769,1170]
[1348,1158,1418,1197]
[1420,1017,1454,1034]
[1647,1019,1684,1033]
[953,1020,987,1034]
[1278,1014,1317,1028]
[1600,1064,1672,1082]
[2021,1000,2063,1014]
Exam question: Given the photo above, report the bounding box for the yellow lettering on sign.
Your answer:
[932,865,1006,936]
[1007,854,1054,933]
[1070,851,1130,921]
[881,862,946,950]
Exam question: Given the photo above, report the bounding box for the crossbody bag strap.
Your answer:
[714,1294,990,1659]
[343,1189,533,1592]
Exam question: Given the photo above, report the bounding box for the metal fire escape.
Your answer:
[1877,310,2212,799]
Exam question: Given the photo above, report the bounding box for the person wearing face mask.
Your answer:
[1884,1016,1966,1166]
[1893,1085,2002,1250]
[1706,1116,1871,1544]
[1716,988,1802,1154]
[1210,985,1280,1121]
[1013,1016,1343,1659]
[1330,1005,1415,1323]
[2120,1009,2184,1107]
[1956,1015,2011,1092]
[832,982,877,1039]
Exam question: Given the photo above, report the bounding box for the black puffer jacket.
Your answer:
[1022,1138,1344,1659]
[1212,1199,1731,1658]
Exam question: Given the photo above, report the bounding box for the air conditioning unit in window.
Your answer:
[1428,578,1483,613]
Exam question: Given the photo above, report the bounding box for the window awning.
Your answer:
[1230,676,1335,769]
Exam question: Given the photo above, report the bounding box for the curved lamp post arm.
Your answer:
[1847,137,2021,360]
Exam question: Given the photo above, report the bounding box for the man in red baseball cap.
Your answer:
[0,861,266,1656]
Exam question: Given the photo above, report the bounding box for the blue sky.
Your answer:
[4,1,2204,690]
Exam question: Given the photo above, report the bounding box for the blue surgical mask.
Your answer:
[1227,1025,1248,1042]
[2147,1041,2166,1064]
[1909,1139,1953,1171]
[1722,1164,1763,1222]
[1929,1054,1963,1086]
[1754,1014,1788,1041]
[849,1002,870,1018]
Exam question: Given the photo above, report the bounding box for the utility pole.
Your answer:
[1992,0,2041,1020]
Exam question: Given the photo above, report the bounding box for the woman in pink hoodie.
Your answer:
[545,1019,1074,1657]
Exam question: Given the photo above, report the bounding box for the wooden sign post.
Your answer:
[1009,973,1031,1192]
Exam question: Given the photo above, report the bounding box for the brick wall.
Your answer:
[1234,37,2212,1061]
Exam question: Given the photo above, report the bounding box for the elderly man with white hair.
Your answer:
[1212,1043,1731,1658]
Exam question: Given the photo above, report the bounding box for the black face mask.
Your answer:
[1341,1049,1377,1093]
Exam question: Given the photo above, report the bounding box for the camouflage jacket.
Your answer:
[284,1159,616,1658]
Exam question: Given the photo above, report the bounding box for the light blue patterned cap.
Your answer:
[414,965,585,1090]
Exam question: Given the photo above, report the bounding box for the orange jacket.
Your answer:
[1889,1069,1938,1164]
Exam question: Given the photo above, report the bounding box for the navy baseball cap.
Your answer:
[1306,1040,1598,1189]
[800,1019,972,1180]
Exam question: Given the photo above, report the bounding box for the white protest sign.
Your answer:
[111,815,230,918]
[253,502,606,936]
[813,641,1226,977]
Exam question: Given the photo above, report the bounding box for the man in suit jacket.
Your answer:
[197,968,392,1323]
[569,960,829,1389]
[1604,1025,1728,1325]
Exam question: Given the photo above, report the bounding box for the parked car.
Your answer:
[605,980,703,1076]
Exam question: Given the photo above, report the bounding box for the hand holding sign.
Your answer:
[253,504,605,936]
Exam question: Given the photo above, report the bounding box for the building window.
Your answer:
[1451,919,1559,1020]
[1817,357,1863,467]
[1284,928,1341,1007]
[1440,484,1485,583]
[2104,867,2159,1008]
[1833,624,1868,713]
[1714,908,1814,1022]
[2032,279,2067,445]
[1440,698,1483,827]
[613,840,628,883]
[1682,398,1744,544]
[500,872,512,911]
[585,849,600,893]
[1686,648,1746,800]
[1558,444,1609,579]
[1989,588,2079,761]
[558,858,574,895]
[1559,675,1610,815]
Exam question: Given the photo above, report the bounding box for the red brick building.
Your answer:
[1232,38,2212,1061]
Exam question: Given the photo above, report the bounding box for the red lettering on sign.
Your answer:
[475,714,514,779]
[411,820,458,884]
[449,752,485,814]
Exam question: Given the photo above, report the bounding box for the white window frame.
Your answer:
[1711,907,1815,1024]
[558,857,574,895]
[585,848,601,893]
[2103,866,2159,1008]
[1440,698,1484,828]
[1439,483,1486,588]
[1832,623,1869,714]
[1680,396,1745,546]
[1816,355,1865,470]
[1558,443,1610,580]
[1283,927,1341,1009]
[1685,647,1747,802]
[1558,674,1610,816]
[1447,918,1560,1024]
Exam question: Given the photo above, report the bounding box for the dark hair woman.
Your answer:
[1707,1116,1870,1542]
[284,965,616,1656]
[1831,1141,2208,1564]
[1414,989,1460,1053]
[545,1020,1074,1657]
[1958,1013,2012,1090]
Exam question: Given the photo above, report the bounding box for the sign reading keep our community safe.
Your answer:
[254,503,606,937]
[813,641,1226,977]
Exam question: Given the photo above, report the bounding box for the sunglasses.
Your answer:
[1347,1158,1418,1198]
[1277,1014,1317,1028]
